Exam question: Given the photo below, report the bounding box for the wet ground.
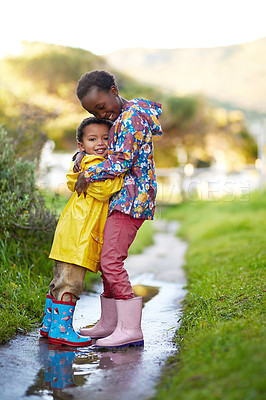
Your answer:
[0,220,187,400]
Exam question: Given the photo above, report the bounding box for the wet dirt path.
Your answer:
[0,220,187,400]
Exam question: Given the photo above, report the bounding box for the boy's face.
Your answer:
[81,86,121,122]
[78,123,109,157]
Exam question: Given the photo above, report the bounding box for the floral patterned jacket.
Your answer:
[84,98,163,220]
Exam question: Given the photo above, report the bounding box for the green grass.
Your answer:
[153,191,266,400]
[129,220,155,254]
[41,189,71,217]
[0,238,53,343]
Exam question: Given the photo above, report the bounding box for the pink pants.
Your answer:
[100,211,144,300]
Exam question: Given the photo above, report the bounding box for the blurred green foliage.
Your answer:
[0,125,57,342]
[0,125,57,254]
[0,41,257,168]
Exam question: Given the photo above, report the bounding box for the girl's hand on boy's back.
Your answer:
[73,152,85,172]
[75,172,89,197]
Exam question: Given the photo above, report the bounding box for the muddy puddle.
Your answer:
[0,220,187,400]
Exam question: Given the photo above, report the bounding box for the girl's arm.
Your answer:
[83,113,144,183]
[72,151,85,172]
[67,156,124,201]
[86,174,125,202]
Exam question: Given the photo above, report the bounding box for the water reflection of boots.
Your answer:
[38,338,78,391]
[73,347,143,377]
[98,347,143,369]
[46,345,78,389]
[38,338,52,388]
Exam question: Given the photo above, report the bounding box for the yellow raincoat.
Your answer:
[49,154,124,273]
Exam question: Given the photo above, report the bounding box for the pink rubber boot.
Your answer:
[80,295,117,339]
[95,297,144,348]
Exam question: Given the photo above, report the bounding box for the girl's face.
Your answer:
[81,86,122,122]
[78,123,109,158]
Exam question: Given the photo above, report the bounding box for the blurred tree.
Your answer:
[0,41,257,170]
[4,41,109,98]
[12,103,57,162]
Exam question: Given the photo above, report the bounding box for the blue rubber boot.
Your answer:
[48,292,92,347]
[40,294,54,338]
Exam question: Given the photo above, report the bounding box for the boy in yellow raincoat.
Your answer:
[40,117,124,346]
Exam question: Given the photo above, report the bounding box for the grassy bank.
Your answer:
[129,220,155,254]
[0,238,53,343]
[154,191,265,400]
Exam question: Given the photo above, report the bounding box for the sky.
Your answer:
[1,0,266,58]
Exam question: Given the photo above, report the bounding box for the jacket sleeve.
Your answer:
[86,174,125,202]
[66,159,124,201]
[84,112,144,183]
[66,161,78,192]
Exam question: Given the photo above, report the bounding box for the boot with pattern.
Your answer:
[48,292,92,347]
[40,294,54,338]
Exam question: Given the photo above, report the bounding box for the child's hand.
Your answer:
[75,172,89,197]
[73,152,85,172]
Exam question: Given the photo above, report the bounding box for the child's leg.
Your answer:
[100,211,144,300]
[41,262,86,338]
[46,261,92,346]
[49,261,86,302]
[79,265,117,339]
[99,266,113,298]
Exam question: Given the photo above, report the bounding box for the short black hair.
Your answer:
[76,116,113,142]
[76,70,117,100]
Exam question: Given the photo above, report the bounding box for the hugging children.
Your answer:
[40,116,123,346]
[73,70,163,348]
[41,69,163,349]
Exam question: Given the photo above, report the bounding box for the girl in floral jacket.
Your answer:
[74,70,163,348]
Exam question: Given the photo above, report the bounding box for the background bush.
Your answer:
[0,125,57,259]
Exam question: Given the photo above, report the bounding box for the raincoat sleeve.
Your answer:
[66,159,124,202]
[86,174,125,202]
[66,161,78,192]
[83,113,144,182]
